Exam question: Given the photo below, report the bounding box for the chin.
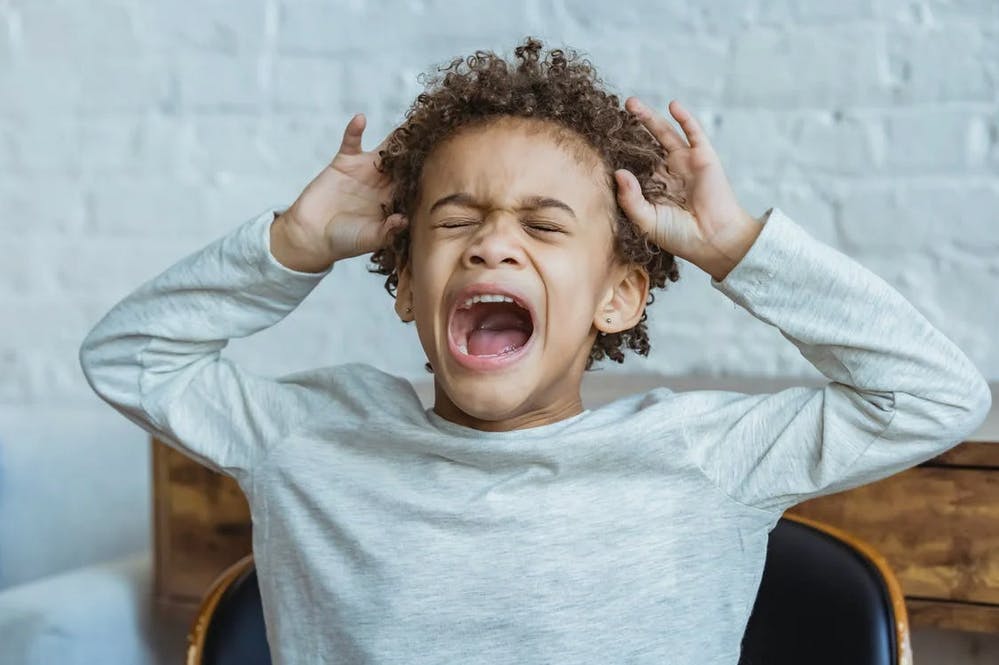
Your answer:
[440,364,538,419]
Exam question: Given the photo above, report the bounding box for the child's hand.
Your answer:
[615,98,762,282]
[279,113,409,265]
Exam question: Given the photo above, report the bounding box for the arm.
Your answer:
[78,207,333,484]
[680,206,992,515]
[613,97,990,515]
[79,113,411,486]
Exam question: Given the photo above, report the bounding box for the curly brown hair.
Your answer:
[368,35,686,373]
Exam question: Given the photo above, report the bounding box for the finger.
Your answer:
[614,169,657,234]
[380,213,409,244]
[667,100,711,150]
[337,113,366,157]
[625,96,688,153]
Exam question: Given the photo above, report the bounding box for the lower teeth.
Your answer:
[458,343,520,357]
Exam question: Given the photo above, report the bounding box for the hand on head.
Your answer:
[280,113,410,266]
[614,98,757,271]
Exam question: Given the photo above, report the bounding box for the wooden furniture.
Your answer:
[152,441,253,617]
[151,374,999,636]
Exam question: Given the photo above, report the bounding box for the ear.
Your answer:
[595,263,650,334]
[394,255,415,323]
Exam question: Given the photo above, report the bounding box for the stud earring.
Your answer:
[605,317,612,324]
[406,306,412,313]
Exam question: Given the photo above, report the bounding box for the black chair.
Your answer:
[186,513,911,665]
[739,512,911,665]
[186,553,269,665]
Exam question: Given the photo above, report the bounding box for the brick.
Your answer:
[725,25,890,107]
[175,55,263,112]
[837,182,999,253]
[0,235,62,298]
[770,182,838,245]
[76,114,195,176]
[924,0,999,21]
[272,55,345,112]
[547,0,697,34]
[85,178,206,237]
[202,177,302,224]
[708,110,798,178]
[135,0,268,55]
[0,114,191,177]
[187,115,275,175]
[0,58,170,116]
[339,54,432,118]
[51,232,208,297]
[757,0,875,24]
[15,1,142,59]
[884,23,997,103]
[880,107,992,174]
[791,110,881,175]
[0,117,79,175]
[987,111,999,171]
[0,345,38,404]
[258,116,354,174]
[727,178,838,246]
[0,299,95,349]
[42,349,109,404]
[0,179,87,235]
[635,37,729,106]
[278,0,534,55]
[0,13,12,64]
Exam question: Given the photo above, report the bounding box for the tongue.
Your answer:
[466,308,531,356]
[467,328,530,356]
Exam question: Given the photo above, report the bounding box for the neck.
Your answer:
[431,381,585,432]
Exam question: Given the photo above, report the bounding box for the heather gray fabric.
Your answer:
[79,205,991,664]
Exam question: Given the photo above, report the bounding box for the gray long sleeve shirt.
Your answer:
[78,205,992,664]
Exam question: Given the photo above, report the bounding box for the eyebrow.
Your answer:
[428,192,577,219]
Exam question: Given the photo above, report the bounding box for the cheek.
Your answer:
[547,275,600,331]
[416,249,454,285]
[407,234,438,278]
[410,252,457,315]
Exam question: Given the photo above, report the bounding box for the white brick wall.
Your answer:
[2,0,995,404]
[1,0,998,661]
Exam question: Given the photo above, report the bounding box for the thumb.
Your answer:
[615,169,656,234]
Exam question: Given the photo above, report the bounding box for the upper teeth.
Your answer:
[460,294,517,309]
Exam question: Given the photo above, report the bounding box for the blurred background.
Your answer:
[0,0,996,663]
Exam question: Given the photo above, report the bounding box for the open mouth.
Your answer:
[448,296,536,361]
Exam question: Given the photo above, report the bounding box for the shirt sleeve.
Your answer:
[681,206,992,516]
[78,206,333,485]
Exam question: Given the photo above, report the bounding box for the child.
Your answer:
[79,37,990,664]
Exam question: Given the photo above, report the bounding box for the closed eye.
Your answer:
[438,221,564,233]
[527,224,562,233]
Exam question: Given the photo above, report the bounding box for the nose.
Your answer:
[461,215,526,269]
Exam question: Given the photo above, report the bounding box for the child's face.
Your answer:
[395,116,649,431]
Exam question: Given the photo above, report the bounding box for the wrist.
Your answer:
[699,209,764,282]
[271,213,337,273]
